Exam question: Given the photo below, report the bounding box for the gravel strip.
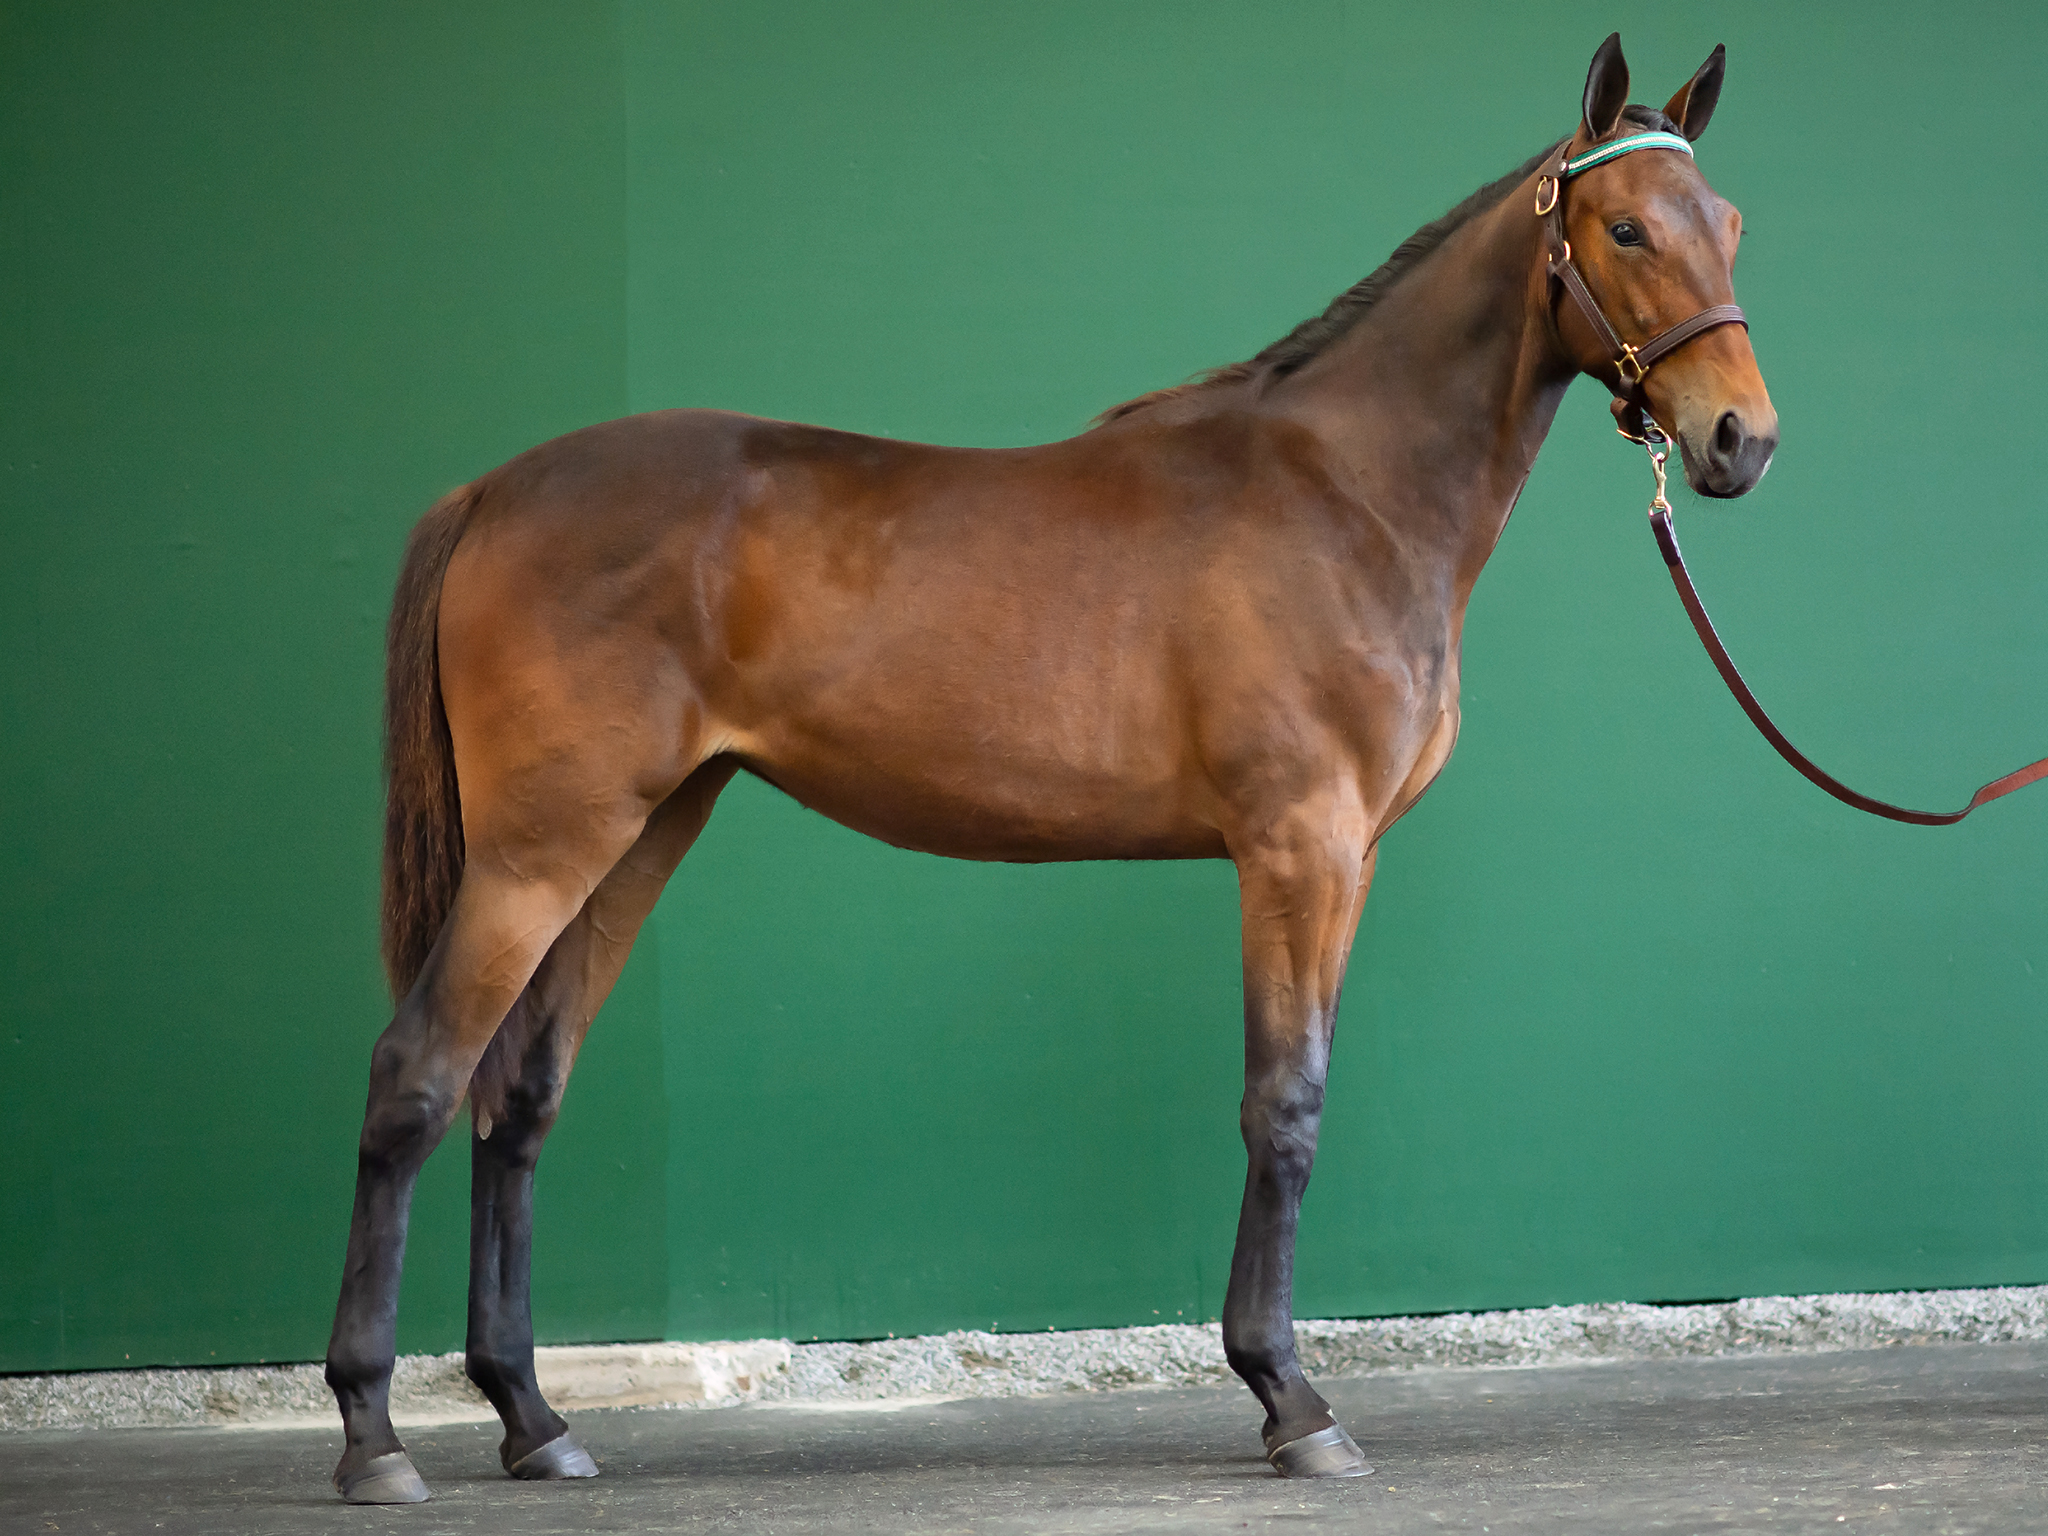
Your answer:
[6,1283,2044,1432]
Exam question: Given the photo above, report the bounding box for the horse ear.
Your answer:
[1663,44,1726,141]
[1582,33,1629,140]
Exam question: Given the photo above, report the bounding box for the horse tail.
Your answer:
[380,482,480,1000]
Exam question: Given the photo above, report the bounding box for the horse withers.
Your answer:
[325,33,1775,1501]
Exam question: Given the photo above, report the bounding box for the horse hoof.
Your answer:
[506,1434,599,1480]
[1267,1423,1373,1479]
[334,1449,431,1503]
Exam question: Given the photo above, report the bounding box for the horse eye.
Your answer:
[1610,220,1644,248]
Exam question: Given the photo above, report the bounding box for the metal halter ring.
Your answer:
[1533,175,1560,216]
[1616,343,1646,387]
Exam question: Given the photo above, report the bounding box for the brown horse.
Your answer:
[325,34,1775,1501]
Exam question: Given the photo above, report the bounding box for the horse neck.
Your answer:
[1270,186,1571,599]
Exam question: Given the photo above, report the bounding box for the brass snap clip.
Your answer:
[1644,434,1673,517]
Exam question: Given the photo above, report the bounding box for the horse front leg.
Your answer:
[1224,806,1376,1479]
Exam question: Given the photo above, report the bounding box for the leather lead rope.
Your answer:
[1642,439,2048,825]
[1537,130,2048,824]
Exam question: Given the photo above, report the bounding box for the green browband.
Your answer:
[1564,131,1693,176]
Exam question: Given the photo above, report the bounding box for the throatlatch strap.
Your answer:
[1650,509,2048,825]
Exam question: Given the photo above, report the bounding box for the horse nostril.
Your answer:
[1713,410,1745,462]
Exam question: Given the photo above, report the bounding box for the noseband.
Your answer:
[1544,133,2048,825]
[1535,131,1746,443]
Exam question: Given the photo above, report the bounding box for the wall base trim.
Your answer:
[6,1284,2044,1433]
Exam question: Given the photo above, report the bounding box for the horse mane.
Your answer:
[1095,107,1678,426]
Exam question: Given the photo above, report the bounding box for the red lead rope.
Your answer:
[1648,496,2048,825]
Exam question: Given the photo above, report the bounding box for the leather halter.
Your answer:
[1535,133,1746,443]
[1553,133,2048,824]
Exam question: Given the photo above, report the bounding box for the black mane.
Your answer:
[1098,107,1678,424]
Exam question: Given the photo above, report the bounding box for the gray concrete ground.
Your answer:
[5,1342,2045,1535]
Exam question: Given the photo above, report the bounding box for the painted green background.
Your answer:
[4,2,2044,1372]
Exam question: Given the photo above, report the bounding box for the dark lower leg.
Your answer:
[1222,822,1373,1468]
[325,1159,422,1465]
[325,1022,463,1484]
[1223,1068,1336,1448]
[466,1102,566,1466]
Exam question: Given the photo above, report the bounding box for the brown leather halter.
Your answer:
[1536,136,1747,444]
[1539,134,2048,826]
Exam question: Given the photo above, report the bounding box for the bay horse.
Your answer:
[326,34,1775,1501]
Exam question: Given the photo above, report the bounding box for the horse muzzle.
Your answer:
[1678,404,1777,498]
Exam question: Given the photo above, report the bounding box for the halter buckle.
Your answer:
[1534,176,1560,216]
[1616,343,1646,388]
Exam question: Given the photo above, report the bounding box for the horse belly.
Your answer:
[662,430,1231,858]
[727,688,1224,863]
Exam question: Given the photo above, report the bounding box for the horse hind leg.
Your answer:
[461,761,736,1479]
[461,986,593,1481]
[324,781,670,1503]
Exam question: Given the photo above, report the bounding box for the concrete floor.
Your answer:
[4,1342,2044,1535]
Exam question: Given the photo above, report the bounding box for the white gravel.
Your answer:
[6,1284,2045,1432]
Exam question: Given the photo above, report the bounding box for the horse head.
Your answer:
[1547,35,1778,498]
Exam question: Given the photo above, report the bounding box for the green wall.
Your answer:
[5,2,2046,1372]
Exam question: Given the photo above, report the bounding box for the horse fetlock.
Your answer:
[324,1342,395,1399]
[1222,1320,1303,1388]
[1224,1344,1299,1391]
[463,1344,539,1400]
[1250,1373,1336,1442]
